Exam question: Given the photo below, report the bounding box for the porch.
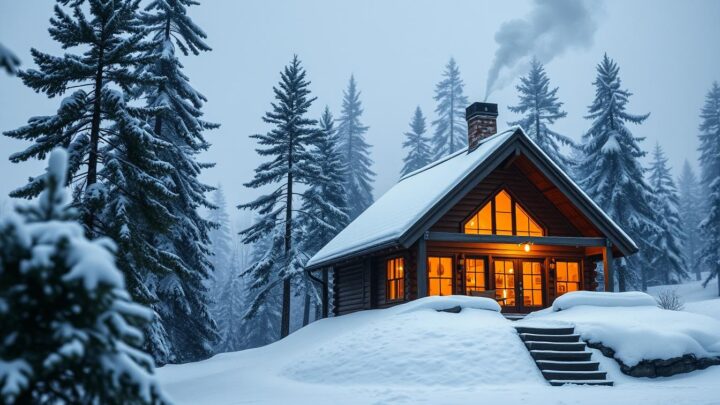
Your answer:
[415,232,617,313]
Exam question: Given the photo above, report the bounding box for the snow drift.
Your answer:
[551,291,657,312]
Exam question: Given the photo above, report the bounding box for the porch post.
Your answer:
[322,267,329,318]
[417,234,428,298]
[602,240,614,292]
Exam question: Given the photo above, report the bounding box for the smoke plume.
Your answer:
[484,0,601,100]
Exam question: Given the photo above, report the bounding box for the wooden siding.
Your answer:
[430,162,581,237]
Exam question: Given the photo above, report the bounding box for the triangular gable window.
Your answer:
[464,189,544,237]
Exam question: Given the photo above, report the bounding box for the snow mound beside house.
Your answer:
[522,305,720,367]
[282,296,535,386]
[551,291,657,311]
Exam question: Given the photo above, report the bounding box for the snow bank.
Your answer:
[390,295,501,314]
[551,291,656,312]
[282,297,535,386]
[523,306,720,367]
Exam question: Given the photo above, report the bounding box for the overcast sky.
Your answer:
[1,0,719,220]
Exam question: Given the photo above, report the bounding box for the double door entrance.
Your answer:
[427,255,546,313]
[492,258,545,313]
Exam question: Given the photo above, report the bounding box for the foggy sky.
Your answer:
[1,0,719,220]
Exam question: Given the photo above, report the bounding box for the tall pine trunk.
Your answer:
[302,292,310,327]
[85,45,105,235]
[281,158,293,338]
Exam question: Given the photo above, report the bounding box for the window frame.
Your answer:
[554,258,582,297]
[462,187,546,237]
[427,256,454,296]
[464,256,488,294]
[385,256,406,302]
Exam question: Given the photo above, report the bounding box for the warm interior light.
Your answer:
[524,243,531,252]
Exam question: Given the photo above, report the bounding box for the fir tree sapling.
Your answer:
[431,58,469,160]
[0,149,168,404]
[697,82,720,296]
[508,58,575,170]
[337,75,375,220]
[239,56,318,338]
[400,106,432,177]
[647,143,687,286]
[677,161,703,281]
[576,54,658,291]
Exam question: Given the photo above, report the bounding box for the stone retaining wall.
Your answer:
[586,341,720,378]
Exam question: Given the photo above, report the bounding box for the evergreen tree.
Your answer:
[298,107,350,326]
[576,54,658,291]
[301,107,350,256]
[239,55,318,338]
[647,143,686,286]
[240,231,281,348]
[0,149,168,404]
[431,58,468,160]
[697,82,720,296]
[208,185,234,294]
[0,43,20,74]
[401,106,432,177]
[337,75,375,220]
[139,0,218,363]
[0,0,204,364]
[678,160,703,281]
[214,239,247,353]
[508,58,574,170]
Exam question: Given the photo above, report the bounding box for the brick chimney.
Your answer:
[465,102,498,151]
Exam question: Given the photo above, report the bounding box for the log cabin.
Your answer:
[305,102,638,317]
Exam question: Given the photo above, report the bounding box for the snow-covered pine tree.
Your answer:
[208,185,234,296]
[336,75,375,220]
[214,238,248,353]
[647,143,686,286]
[139,0,218,363]
[0,0,200,364]
[576,54,658,292]
[240,230,282,348]
[239,55,318,338]
[508,58,574,170]
[0,149,168,404]
[678,160,703,281]
[298,107,350,326]
[4,0,158,231]
[401,106,432,177]
[0,43,20,74]
[431,58,469,160]
[697,82,720,296]
[301,107,350,256]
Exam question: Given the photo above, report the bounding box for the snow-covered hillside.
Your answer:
[158,294,720,404]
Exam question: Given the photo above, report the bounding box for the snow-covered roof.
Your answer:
[306,126,638,268]
[306,128,516,268]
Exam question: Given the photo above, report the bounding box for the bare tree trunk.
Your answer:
[302,291,310,327]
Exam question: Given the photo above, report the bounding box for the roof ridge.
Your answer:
[399,127,519,182]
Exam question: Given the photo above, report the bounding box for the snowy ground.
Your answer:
[647,273,720,322]
[159,288,720,405]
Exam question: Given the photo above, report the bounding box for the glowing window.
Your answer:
[386,257,405,301]
[428,256,453,296]
[556,261,580,296]
[464,189,544,237]
[465,258,486,294]
[522,261,543,306]
[494,260,516,306]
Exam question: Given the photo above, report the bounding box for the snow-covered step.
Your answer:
[520,333,581,343]
[530,350,592,361]
[535,360,600,371]
[549,379,614,387]
[542,370,607,380]
[525,341,586,351]
[515,326,574,335]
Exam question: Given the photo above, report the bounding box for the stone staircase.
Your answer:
[515,325,613,387]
